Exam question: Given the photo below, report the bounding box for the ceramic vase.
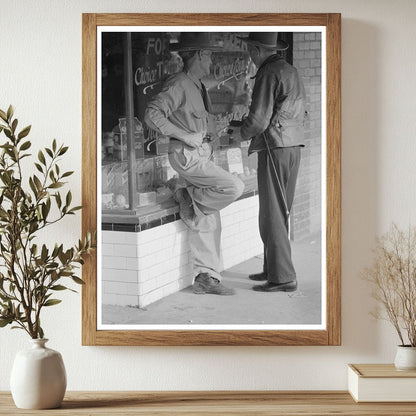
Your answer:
[10,338,67,409]
[394,345,416,371]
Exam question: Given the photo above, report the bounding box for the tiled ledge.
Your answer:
[102,189,258,233]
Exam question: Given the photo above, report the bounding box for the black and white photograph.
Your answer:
[97,26,326,331]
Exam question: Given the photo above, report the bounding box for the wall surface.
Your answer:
[1,0,416,391]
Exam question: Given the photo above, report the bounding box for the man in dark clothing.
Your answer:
[239,32,306,292]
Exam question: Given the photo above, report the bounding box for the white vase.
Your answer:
[10,338,67,409]
[394,345,416,371]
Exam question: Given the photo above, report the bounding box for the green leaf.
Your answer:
[48,182,64,189]
[59,271,73,277]
[0,317,13,327]
[34,162,43,173]
[61,171,74,178]
[71,276,85,285]
[19,140,31,151]
[0,109,7,121]
[65,191,72,207]
[52,244,59,258]
[45,148,53,158]
[43,299,62,307]
[11,119,18,133]
[69,206,82,213]
[38,325,44,339]
[17,125,31,140]
[58,146,69,156]
[31,244,38,256]
[58,250,67,264]
[41,202,50,220]
[41,244,48,262]
[52,139,57,152]
[33,175,43,192]
[50,285,68,291]
[0,293,12,302]
[38,150,46,165]
[4,129,12,140]
[6,105,14,122]
[19,153,30,160]
[29,177,38,197]
[55,192,62,209]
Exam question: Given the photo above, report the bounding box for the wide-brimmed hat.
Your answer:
[170,32,222,52]
[238,32,289,51]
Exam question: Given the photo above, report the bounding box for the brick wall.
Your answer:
[101,196,262,307]
[291,32,322,241]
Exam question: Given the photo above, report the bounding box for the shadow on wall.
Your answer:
[341,19,381,355]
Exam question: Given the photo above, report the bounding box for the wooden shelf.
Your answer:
[2,391,416,415]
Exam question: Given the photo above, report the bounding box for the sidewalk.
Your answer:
[102,233,322,326]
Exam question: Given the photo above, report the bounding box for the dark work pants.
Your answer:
[257,147,301,284]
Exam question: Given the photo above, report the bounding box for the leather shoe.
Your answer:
[252,280,297,293]
[249,272,267,281]
[193,273,235,296]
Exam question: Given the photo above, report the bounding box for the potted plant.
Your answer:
[0,105,95,408]
[363,223,416,370]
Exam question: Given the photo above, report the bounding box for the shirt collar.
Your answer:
[252,54,283,79]
[185,70,203,90]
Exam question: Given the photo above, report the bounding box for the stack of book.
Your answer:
[348,364,416,402]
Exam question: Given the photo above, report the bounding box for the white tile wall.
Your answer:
[101,268,138,283]
[113,244,137,258]
[102,293,139,307]
[102,196,262,307]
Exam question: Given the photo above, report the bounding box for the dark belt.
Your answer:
[170,135,212,144]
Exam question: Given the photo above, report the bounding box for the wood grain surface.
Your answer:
[350,364,416,378]
[82,13,341,346]
[81,12,98,347]
[2,391,416,415]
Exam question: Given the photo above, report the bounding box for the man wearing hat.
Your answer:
[145,32,244,296]
[238,32,307,293]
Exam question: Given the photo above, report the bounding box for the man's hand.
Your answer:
[227,126,242,142]
[181,132,204,148]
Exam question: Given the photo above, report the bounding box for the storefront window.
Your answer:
[101,32,258,219]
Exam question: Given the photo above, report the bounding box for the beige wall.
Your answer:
[1,0,416,391]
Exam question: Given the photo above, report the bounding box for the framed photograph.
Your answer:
[82,13,341,346]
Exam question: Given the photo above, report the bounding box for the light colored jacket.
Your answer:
[144,72,209,138]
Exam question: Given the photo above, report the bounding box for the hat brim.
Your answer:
[237,36,289,51]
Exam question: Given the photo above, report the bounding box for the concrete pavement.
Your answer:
[102,233,322,326]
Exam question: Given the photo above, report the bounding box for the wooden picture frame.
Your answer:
[82,13,341,346]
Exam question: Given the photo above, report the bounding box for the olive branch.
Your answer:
[0,105,95,338]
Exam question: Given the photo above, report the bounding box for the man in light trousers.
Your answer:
[145,33,244,296]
